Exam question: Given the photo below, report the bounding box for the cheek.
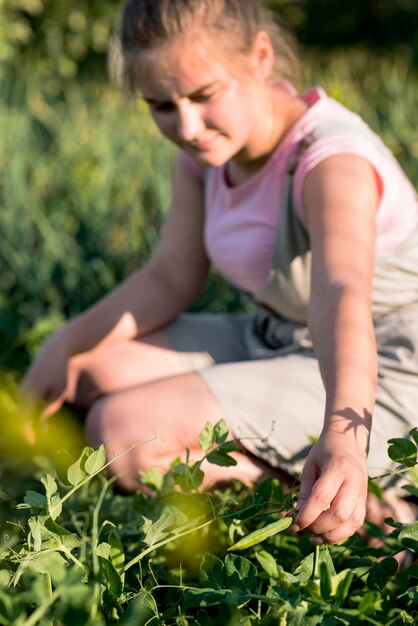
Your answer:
[216,85,257,133]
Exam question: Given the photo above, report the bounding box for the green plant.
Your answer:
[1,408,417,625]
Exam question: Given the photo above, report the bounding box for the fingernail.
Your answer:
[288,524,300,533]
[283,510,294,517]
[310,537,324,545]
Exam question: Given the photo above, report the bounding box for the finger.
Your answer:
[310,498,366,545]
[296,461,319,510]
[40,393,66,422]
[292,468,342,532]
[307,480,360,535]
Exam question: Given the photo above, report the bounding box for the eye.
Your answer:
[149,101,175,113]
[192,91,216,103]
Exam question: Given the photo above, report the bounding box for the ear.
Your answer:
[249,31,274,79]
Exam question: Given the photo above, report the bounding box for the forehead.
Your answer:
[133,32,247,100]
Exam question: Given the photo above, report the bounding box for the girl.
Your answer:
[22,0,418,546]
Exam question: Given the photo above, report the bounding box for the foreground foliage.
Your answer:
[0,400,417,625]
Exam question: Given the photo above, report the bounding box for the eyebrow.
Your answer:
[143,81,220,106]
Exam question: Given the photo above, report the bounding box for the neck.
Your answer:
[228,85,308,185]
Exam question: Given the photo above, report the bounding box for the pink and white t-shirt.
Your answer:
[183,85,418,294]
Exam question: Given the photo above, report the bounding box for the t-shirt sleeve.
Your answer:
[292,133,418,255]
[292,134,385,226]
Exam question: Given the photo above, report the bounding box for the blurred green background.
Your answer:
[0,0,417,371]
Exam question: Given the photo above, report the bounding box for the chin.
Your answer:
[192,149,233,168]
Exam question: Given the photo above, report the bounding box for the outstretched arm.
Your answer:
[289,153,381,544]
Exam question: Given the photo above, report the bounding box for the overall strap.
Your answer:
[253,118,386,323]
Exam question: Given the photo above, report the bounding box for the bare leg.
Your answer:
[66,328,204,409]
[84,371,290,492]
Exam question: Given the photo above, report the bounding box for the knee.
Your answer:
[83,395,166,492]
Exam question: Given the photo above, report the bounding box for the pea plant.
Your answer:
[0,418,418,625]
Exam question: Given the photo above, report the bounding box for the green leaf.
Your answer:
[294,545,335,584]
[0,571,10,589]
[84,444,107,475]
[108,528,125,577]
[213,420,229,445]
[102,587,122,618]
[318,544,336,578]
[255,549,279,578]
[118,591,157,626]
[96,542,111,559]
[41,474,58,499]
[99,556,123,598]
[43,517,82,550]
[140,466,163,491]
[319,561,332,601]
[199,554,225,590]
[367,557,398,590]
[40,474,62,519]
[409,427,418,448]
[402,485,418,498]
[399,586,418,607]
[357,591,383,615]
[22,490,47,509]
[218,441,240,453]
[398,520,418,549]
[206,449,237,467]
[143,506,188,547]
[25,551,67,584]
[67,456,88,486]
[67,446,94,486]
[225,553,258,593]
[48,493,62,521]
[387,438,417,467]
[184,587,249,608]
[332,569,353,604]
[28,517,43,552]
[253,480,273,508]
[199,422,215,452]
[169,461,204,492]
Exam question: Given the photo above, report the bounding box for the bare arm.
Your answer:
[65,153,209,354]
[22,152,209,410]
[290,154,380,544]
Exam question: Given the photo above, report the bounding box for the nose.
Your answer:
[176,100,204,142]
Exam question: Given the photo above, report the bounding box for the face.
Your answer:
[134,31,271,167]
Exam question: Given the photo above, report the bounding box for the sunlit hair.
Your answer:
[119,0,300,88]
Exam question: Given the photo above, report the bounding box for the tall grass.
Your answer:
[0,50,417,370]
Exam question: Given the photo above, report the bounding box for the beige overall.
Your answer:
[166,121,418,490]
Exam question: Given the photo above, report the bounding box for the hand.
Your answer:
[20,325,75,421]
[288,431,368,544]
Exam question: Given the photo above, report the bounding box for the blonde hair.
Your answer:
[120,0,300,87]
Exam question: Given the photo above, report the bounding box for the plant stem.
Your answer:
[124,517,215,573]
[313,544,320,579]
[24,588,61,626]
[57,444,136,509]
